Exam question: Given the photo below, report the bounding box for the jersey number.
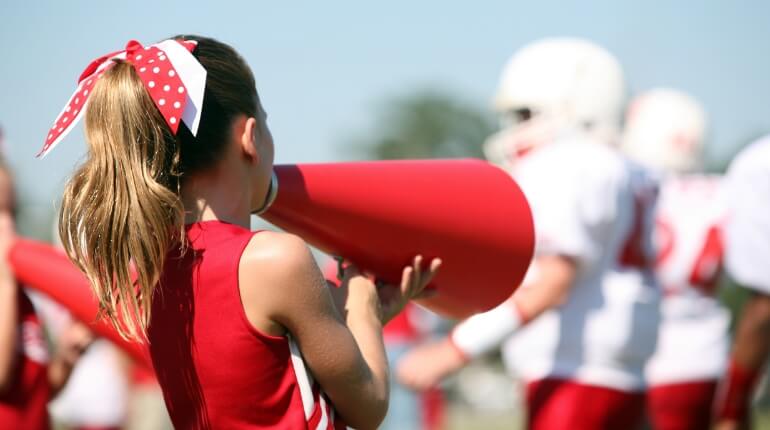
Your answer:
[619,190,655,270]
[655,220,724,295]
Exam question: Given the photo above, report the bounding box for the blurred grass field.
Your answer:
[446,406,521,430]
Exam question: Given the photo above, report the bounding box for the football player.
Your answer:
[397,38,661,429]
[623,88,728,430]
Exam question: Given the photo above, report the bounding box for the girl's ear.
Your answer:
[238,116,259,162]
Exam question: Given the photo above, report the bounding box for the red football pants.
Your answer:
[648,380,717,430]
[526,378,645,430]
[421,387,445,430]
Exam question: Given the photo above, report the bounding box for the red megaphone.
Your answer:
[10,239,151,368]
[260,159,534,319]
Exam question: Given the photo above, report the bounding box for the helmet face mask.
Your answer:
[486,38,627,167]
[484,109,562,171]
[499,107,536,130]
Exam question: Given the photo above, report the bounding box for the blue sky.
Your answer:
[1,1,769,234]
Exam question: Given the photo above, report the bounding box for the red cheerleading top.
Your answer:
[0,289,51,430]
[148,221,345,429]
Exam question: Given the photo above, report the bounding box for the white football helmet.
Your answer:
[621,88,706,174]
[483,38,627,169]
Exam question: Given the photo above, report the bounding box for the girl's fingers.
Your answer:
[400,266,414,297]
[395,256,443,302]
[411,255,423,295]
[422,258,442,286]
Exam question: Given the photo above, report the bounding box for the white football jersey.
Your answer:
[645,175,730,385]
[725,137,770,294]
[499,134,661,392]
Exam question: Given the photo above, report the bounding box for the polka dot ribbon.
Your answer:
[39,39,207,158]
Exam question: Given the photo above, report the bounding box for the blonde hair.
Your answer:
[59,36,259,340]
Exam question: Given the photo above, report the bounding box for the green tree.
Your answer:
[347,89,496,160]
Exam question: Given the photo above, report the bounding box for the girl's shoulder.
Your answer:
[238,231,328,334]
[240,230,317,276]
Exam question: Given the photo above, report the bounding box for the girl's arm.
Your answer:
[0,278,18,393]
[239,231,438,430]
[0,213,17,393]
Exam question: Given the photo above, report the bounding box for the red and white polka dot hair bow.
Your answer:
[39,39,207,158]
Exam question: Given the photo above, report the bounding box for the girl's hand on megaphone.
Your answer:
[340,256,441,325]
[378,255,442,324]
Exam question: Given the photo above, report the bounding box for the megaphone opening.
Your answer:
[252,171,279,216]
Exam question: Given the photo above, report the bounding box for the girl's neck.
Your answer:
[180,166,252,229]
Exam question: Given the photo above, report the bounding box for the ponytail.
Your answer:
[59,61,183,340]
[56,35,258,341]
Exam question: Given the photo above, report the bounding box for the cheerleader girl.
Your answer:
[44,35,439,429]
